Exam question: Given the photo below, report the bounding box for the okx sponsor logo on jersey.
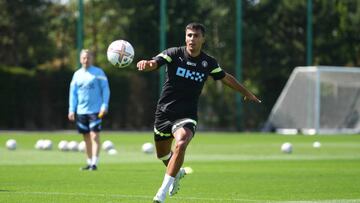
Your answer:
[176,67,205,82]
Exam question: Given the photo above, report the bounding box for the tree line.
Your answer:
[0,0,359,130]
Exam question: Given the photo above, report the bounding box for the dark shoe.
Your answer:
[89,165,97,171]
[80,165,91,171]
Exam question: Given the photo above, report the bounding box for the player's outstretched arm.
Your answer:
[137,60,158,72]
[221,72,262,103]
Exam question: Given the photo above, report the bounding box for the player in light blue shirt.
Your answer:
[68,49,110,171]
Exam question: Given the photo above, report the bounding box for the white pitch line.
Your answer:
[2,191,360,203]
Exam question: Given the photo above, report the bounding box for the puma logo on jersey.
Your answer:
[176,67,205,82]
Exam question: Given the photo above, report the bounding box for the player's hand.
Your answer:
[244,94,262,103]
[98,110,107,119]
[68,112,75,121]
[137,60,156,71]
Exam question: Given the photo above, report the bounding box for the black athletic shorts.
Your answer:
[153,112,197,141]
[76,113,102,134]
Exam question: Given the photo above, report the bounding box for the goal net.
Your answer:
[264,66,360,134]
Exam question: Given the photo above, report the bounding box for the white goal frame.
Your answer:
[265,66,360,134]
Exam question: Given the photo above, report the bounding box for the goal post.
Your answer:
[264,66,360,134]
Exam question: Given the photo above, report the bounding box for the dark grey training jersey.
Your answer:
[153,46,226,120]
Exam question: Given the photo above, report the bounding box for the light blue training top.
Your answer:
[69,66,110,114]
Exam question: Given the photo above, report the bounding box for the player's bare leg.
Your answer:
[89,131,100,170]
[81,133,92,170]
[167,128,192,196]
[167,127,192,177]
[153,128,192,202]
[153,138,174,202]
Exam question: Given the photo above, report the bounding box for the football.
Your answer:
[107,39,134,68]
[102,140,114,151]
[77,141,86,152]
[35,139,44,150]
[58,140,68,151]
[67,141,79,151]
[142,142,154,154]
[313,141,321,148]
[281,142,293,154]
[42,139,53,150]
[6,139,17,150]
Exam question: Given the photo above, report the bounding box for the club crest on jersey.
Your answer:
[202,60,208,67]
[176,67,205,82]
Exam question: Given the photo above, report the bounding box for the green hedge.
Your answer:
[0,66,265,131]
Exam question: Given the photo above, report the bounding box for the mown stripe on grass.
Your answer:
[1,191,360,202]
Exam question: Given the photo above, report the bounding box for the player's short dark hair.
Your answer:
[185,22,206,36]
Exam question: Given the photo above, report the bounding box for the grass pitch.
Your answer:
[0,132,360,203]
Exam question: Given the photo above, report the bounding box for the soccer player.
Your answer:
[68,49,110,171]
[137,22,261,203]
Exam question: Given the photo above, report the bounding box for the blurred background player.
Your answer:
[68,49,110,171]
[137,22,261,202]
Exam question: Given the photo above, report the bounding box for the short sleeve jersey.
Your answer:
[153,46,226,120]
